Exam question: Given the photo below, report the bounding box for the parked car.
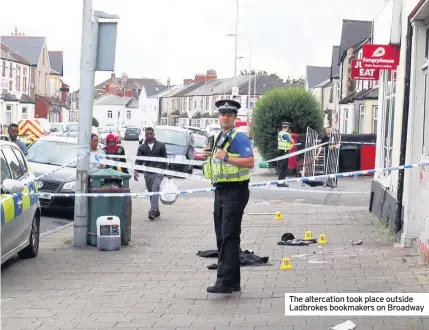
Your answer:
[0,134,10,141]
[181,126,207,137]
[97,127,110,144]
[205,123,221,137]
[193,134,207,169]
[1,140,41,264]
[124,127,141,141]
[153,126,196,174]
[26,136,78,213]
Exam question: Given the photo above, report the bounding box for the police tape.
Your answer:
[100,153,205,166]
[19,160,429,198]
[265,142,328,163]
[340,141,376,145]
[91,154,209,181]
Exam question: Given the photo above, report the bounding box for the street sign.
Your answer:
[361,44,400,70]
[350,59,380,80]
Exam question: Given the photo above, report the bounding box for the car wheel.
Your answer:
[18,213,40,259]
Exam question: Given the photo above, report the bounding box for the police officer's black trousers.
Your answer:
[277,151,289,180]
[213,183,250,287]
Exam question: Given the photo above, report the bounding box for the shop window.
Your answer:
[372,105,378,133]
[381,70,396,172]
[359,105,365,134]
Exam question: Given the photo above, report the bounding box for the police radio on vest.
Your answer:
[354,60,377,77]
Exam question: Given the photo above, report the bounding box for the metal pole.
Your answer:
[247,41,251,136]
[74,0,95,247]
[234,0,239,80]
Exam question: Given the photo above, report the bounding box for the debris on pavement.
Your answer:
[330,320,356,330]
[196,249,270,269]
[277,232,317,245]
[352,239,363,245]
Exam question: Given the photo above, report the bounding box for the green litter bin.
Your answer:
[88,168,132,246]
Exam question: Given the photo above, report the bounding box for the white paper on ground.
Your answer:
[330,320,356,330]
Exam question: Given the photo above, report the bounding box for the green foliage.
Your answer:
[92,117,99,127]
[252,86,324,161]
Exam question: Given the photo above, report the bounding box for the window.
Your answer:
[153,127,187,146]
[23,67,27,93]
[343,109,349,133]
[9,63,12,78]
[16,66,21,91]
[107,111,113,119]
[359,105,365,134]
[22,107,28,119]
[2,61,5,77]
[5,105,12,124]
[381,70,396,170]
[423,70,429,155]
[1,151,12,184]
[12,148,28,173]
[2,147,26,180]
[127,110,131,119]
[27,140,77,167]
[372,105,378,133]
[9,80,12,91]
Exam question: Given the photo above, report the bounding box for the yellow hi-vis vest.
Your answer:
[278,131,293,151]
[203,129,251,183]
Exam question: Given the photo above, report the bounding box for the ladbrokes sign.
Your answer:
[361,44,400,70]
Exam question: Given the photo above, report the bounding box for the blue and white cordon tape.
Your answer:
[20,161,429,199]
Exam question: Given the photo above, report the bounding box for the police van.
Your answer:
[1,140,41,265]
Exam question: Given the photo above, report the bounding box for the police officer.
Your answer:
[202,99,254,294]
[277,121,294,188]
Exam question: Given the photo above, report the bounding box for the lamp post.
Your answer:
[226,33,252,136]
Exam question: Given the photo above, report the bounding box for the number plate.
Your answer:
[39,193,52,200]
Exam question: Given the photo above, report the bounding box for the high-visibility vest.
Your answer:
[203,129,251,183]
[278,131,293,151]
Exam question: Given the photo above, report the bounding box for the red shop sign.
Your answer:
[350,59,380,80]
[361,44,400,70]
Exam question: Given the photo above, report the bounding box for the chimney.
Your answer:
[167,77,171,88]
[111,72,115,79]
[183,79,193,85]
[206,69,217,81]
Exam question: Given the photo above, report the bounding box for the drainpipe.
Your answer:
[395,21,413,233]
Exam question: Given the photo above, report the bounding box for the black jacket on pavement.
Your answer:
[135,139,168,173]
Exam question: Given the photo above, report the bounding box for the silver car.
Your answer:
[1,140,41,264]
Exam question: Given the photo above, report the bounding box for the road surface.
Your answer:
[40,140,372,233]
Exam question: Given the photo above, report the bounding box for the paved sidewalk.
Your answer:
[1,196,429,330]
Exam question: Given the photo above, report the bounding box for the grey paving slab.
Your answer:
[2,194,429,329]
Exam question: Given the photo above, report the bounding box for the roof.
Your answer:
[1,42,31,65]
[313,78,333,89]
[171,82,206,97]
[20,94,35,104]
[331,46,340,78]
[185,75,283,96]
[355,87,379,100]
[144,85,168,97]
[306,66,331,89]
[1,92,19,102]
[1,36,45,65]
[126,98,139,108]
[48,51,63,76]
[36,95,65,106]
[152,85,183,98]
[338,20,372,65]
[92,76,166,99]
[94,94,133,105]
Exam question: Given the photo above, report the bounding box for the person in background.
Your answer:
[7,123,28,155]
[134,127,168,220]
[102,133,128,173]
[89,133,105,173]
[276,121,294,188]
[315,126,332,164]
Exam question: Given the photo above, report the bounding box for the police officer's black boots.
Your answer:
[207,283,241,294]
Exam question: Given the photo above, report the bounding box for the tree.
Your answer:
[252,86,324,161]
[92,117,99,127]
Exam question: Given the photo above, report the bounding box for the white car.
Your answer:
[1,140,41,265]
[205,124,221,137]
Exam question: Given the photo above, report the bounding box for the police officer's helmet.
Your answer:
[215,100,241,114]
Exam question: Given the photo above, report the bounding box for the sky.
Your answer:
[1,0,387,91]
